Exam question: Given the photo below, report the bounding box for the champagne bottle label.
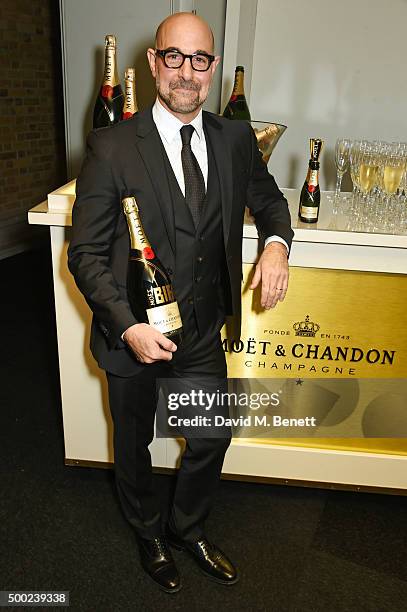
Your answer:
[299,205,318,220]
[306,168,319,193]
[147,302,182,333]
[123,68,138,119]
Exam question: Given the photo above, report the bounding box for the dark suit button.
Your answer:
[167,267,173,275]
[197,256,203,263]
[195,276,202,283]
[187,297,193,304]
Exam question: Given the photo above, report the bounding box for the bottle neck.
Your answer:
[123,74,138,117]
[306,161,320,190]
[232,70,245,97]
[125,210,153,255]
[102,45,119,88]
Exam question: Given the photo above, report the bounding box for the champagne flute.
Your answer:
[381,154,404,233]
[371,143,386,232]
[333,138,351,213]
[401,164,407,234]
[358,144,378,230]
[347,141,362,228]
[400,147,407,233]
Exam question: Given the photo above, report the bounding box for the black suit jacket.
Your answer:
[67,106,294,375]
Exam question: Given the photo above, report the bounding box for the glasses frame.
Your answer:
[155,48,215,72]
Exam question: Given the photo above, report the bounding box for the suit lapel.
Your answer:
[132,108,233,258]
[134,108,176,256]
[203,112,233,248]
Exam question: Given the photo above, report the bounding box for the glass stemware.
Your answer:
[358,143,378,230]
[347,141,362,226]
[329,139,407,234]
[381,154,405,232]
[333,138,351,214]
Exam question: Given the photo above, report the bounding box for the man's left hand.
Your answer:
[249,242,289,309]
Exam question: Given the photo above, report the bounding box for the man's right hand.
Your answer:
[122,323,177,363]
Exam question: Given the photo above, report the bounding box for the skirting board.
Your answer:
[64,458,407,497]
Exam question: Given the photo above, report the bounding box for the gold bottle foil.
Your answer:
[310,138,324,162]
[102,35,119,87]
[105,35,116,48]
[122,197,151,251]
[123,68,138,115]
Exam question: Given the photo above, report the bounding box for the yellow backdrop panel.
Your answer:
[221,265,407,456]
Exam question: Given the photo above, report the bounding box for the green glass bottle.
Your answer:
[222,66,251,121]
[298,138,324,223]
[93,35,124,129]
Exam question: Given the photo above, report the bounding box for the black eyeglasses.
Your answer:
[156,49,215,72]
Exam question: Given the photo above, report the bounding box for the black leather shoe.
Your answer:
[166,528,238,585]
[137,536,182,593]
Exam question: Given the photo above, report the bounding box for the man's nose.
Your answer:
[178,57,194,79]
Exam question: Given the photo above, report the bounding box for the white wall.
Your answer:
[225,0,407,190]
[196,0,227,112]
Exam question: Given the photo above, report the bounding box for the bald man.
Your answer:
[68,12,293,594]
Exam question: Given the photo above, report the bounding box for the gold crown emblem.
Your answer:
[293,315,320,337]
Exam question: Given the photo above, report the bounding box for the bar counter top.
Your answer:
[28,180,407,274]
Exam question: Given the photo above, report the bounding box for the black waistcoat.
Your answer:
[160,131,226,338]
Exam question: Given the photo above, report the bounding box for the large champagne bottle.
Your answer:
[93,35,124,129]
[122,68,138,120]
[298,138,324,223]
[122,197,183,345]
[222,66,251,120]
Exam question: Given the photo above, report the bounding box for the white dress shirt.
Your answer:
[152,98,289,252]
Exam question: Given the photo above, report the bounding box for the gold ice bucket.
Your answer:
[251,121,287,164]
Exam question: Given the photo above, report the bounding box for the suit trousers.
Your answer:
[106,306,231,543]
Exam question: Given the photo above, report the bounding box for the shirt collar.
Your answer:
[152,98,203,144]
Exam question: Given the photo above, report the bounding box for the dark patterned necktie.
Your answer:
[180,124,206,228]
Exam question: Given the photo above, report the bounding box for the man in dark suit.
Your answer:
[68,12,293,594]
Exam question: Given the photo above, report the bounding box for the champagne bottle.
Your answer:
[93,35,124,129]
[122,197,183,345]
[298,138,324,223]
[222,66,251,121]
[122,68,138,120]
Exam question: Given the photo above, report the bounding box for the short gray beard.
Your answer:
[157,77,204,114]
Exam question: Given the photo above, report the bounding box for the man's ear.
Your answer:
[211,55,221,76]
[147,48,156,78]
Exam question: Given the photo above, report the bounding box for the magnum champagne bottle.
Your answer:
[122,197,183,345]
[122,68,138,120]
[298,138,324,223]
[222,66,251,121]
[93,35,124,129]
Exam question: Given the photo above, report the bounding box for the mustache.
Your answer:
[169,78,200,92]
